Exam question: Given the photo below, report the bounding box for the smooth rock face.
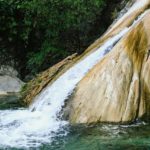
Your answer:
[69,12,150,124]
[0,66,24,94]
[0,75,24,93]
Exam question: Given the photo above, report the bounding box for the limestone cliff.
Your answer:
[69,10,150,124]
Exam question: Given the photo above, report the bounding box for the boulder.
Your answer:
[0,66,24,95]
[69,12,150,124]
[0,75,24,94]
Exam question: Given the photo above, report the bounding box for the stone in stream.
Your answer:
[0,93,23,109]
[0,66,24,108]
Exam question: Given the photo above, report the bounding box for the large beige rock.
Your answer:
[69,12,150,124]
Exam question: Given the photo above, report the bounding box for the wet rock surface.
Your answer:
[0,93,23,109]
[69,11,150,124]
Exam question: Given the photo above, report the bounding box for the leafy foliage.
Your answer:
[0,0,120,78]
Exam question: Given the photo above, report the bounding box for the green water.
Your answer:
[2,120,150,150]
[2,121,150,150]
[1,95,150,150]
[38,123,150,150]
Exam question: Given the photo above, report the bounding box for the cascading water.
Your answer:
[0,29,129,149]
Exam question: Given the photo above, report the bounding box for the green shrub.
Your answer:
[0,0,108,77]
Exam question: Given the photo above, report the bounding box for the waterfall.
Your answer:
[0,29,129,148]
[106,0,149,35]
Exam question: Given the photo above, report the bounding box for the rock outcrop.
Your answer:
[0,66,24,95]
[69,10,150,124]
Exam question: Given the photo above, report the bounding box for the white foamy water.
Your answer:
[107,0,149,35]
[0,28,128,149]
[126,0,148,15]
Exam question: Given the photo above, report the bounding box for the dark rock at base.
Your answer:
[0,93,24,109]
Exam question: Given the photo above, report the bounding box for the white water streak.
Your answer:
[107,0,149,35]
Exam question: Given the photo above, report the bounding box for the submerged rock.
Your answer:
[0,93,22,109]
